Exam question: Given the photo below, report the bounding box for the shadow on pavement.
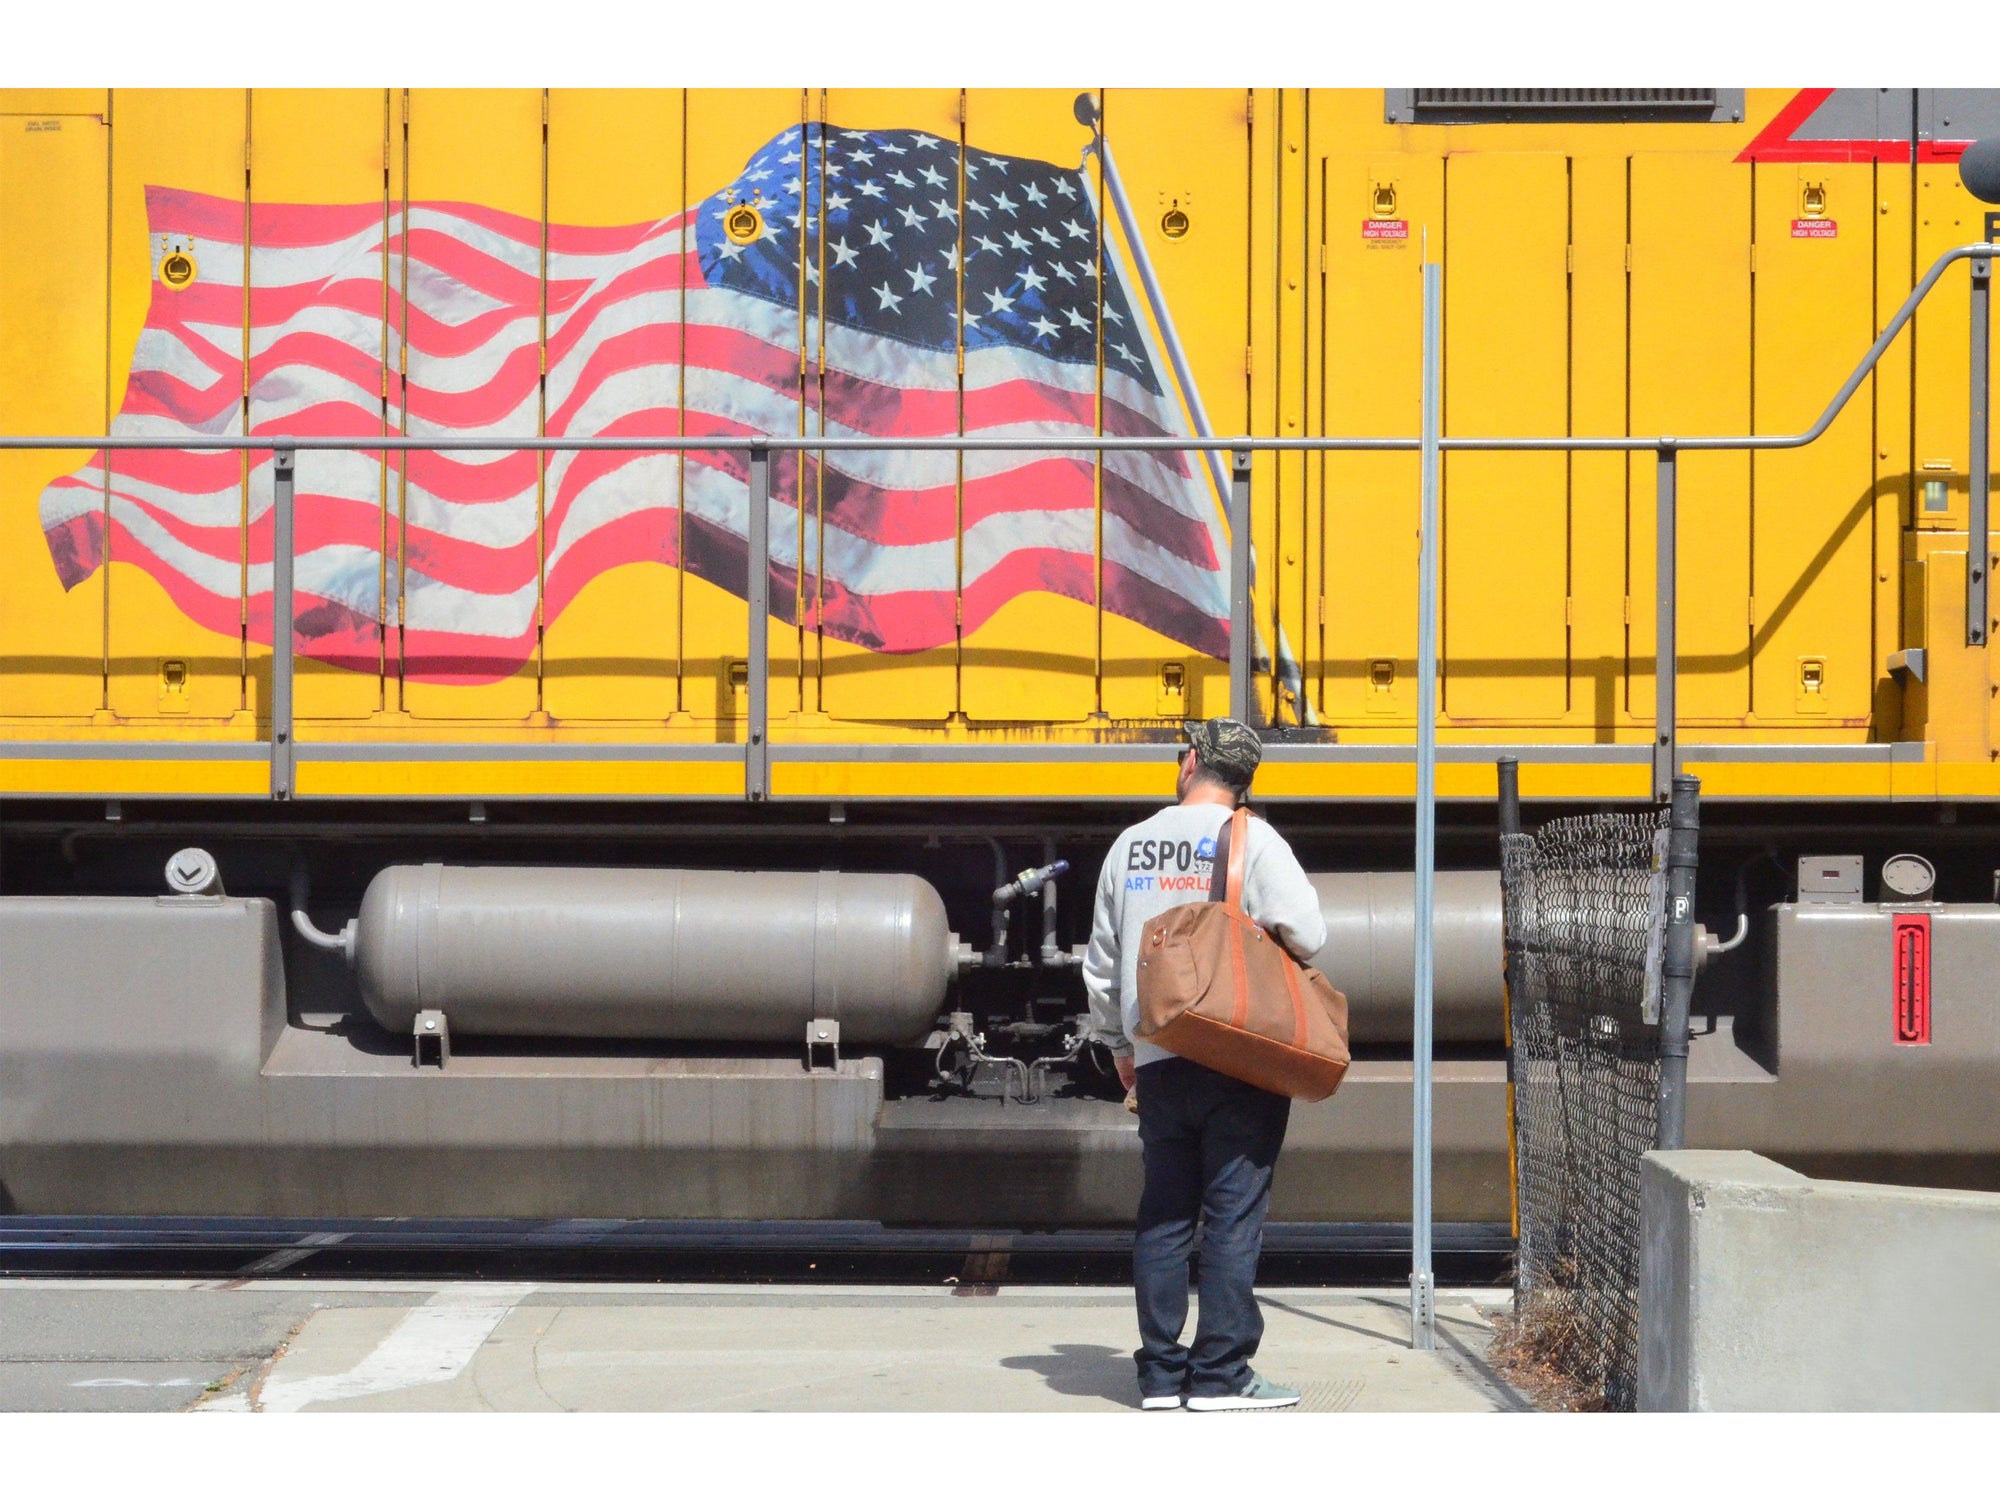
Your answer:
[999,1343,1141,1409]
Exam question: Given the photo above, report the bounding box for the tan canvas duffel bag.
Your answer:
[1134,807,1350,1102]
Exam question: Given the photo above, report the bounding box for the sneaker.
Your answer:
[1140,1393,1184,1410]
[1186,1372,1300,1412]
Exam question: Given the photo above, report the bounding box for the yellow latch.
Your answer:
[1366,658,1398,715]
[1801,182,1827,219]
[1160,202,1190,240]
[724,203,763,245]
[158,659,190,714]
[1156,661,1187,717]
[1371,183,1398,219]
[1796,656,1828,714]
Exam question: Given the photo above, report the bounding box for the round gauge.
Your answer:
[1880,853,1937,901]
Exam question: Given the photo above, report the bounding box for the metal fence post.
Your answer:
[1970,244,1991,647]
[746,445,770,802]
[1655,773,1702,1150]
[1496,755,1521,1242]
[1653,444,1679,802]
[1410,260,1443,1351]
[1229,448,1254,724]
[270,448,296,802]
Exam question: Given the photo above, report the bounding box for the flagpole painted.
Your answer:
[1080,99,1313,726]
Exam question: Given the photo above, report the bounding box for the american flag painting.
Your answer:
[37,124,1232,686]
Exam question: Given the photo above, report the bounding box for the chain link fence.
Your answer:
[1499,810,1671,1411]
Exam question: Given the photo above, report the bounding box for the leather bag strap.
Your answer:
[1207,815,1233,903]
[1225,807,1249,909]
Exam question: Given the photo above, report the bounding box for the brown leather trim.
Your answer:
[1150,1009,1350,1103]
[1225,806,1248,909]
[1282,952,1308,1050]
[1228,918,1249,1029]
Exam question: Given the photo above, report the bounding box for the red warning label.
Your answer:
[1791,218,1839,239]
[1893,912,1931,1046]
[1363,219,1409,245]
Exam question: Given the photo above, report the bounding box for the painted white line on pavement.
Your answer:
[255,1282,537,1413]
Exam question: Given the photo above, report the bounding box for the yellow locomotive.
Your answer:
[1,88,1996,1226]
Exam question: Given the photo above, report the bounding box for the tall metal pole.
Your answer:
[1655,773,1702,1149]
[746,445,770,802]
[1410,260,1442,1351]
[1970,240,1990,647]
[270,448,296,802]
[1653,445,1679,802]
[1229,450,1255,723]
[1496,756,1521,1242]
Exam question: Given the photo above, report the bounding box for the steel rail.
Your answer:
[0,241,1992,802]
[0,247,1986,456]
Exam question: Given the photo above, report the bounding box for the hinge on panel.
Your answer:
[1625,244,1633,273]
[1565,245,1574,274]
[383,140,391,171]
[1246,90,1255,126]
[1316,595,1325,624]
[1749,244,1758,275]
[1749,595,1758,627]
[1245,345,1254,377]
[1564,596,1575,626]
[1622,595,1632,625]
[244,140,252,171]
[1318,243,1327,274]
[541,92,549,127]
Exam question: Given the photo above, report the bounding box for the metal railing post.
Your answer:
[1228,449,1254,724]
[1970,243,1991,647]
[1496,755,1522,1241]
[1410,260,1442,1352]
[1653,443,1679,802]
[1655,773,1702,1149]
[270,448,296,802]
[746,445,770,802]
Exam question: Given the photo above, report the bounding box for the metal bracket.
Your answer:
[1409,1268,1436,1350]
[1971,249,1991,648]
[413,1009,449,1069]
[745,445,770,802]
[1888,647,1929,684]
[1228,449,1254,725]
[805,1018,840,1071]
[270,448,296,801]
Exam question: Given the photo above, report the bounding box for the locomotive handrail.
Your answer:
[0,241,1993,803]
[0,245,1989,456]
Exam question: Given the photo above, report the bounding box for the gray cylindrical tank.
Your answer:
[352,865,957,1045]
[1307,871,1504,1043]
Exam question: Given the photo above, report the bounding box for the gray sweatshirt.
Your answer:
[1083,801,1329,1067]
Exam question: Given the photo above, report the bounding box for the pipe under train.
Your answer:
[301,862,1506,1046]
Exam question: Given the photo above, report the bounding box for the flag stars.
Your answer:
[991,191,1018,216]
[897,203,927,230]
[865,221,894,248]
[1063,306,1092,331]
[849,149,875,166]
[1028,314,1058,340]
[830,237,859,268]
[857,179,886,199]
[931,198,958,223]
[982,287,1015,316]
[1053,176,1078,199]
[1022,182,1047,207]
[918,164,947,188]
[1017,264,1047,292]
[1004,230,1031,252]
[888,169,915,190]
[972,234,1003,258]
[906,263,938,296]
[874,282,904,313]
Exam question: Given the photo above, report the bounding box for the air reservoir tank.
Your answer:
[347,865,961,1045]
[1307,871,1505,1043]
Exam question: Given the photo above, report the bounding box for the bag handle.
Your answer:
[1206,806,1251,911]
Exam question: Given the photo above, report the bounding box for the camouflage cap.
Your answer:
[1182,717,1262,788]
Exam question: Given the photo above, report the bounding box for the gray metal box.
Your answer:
[1797,855,1864,904]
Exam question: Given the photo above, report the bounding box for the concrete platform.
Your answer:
[0,1280,1525,1413]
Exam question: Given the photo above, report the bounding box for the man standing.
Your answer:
[1083,717,1329,1412]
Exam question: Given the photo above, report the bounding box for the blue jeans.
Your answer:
[1132,1056,1292,1399]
